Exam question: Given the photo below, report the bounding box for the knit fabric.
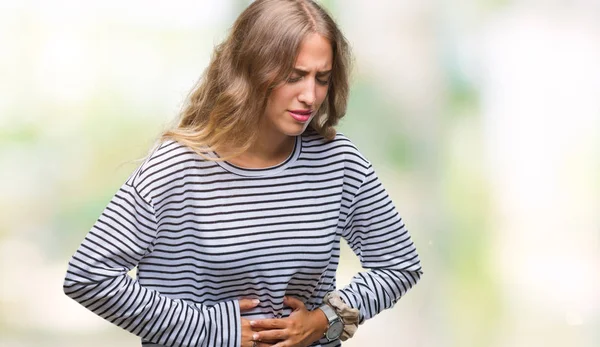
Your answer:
[64,131,423,347]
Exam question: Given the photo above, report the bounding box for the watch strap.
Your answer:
[319,304,339,323]
[323,291,360,341]
[319,304,343,341]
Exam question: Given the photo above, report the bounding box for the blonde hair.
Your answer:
[161,0,352,159]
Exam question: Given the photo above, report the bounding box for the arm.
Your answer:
[338,164,423,323]
[63,182,242,347]
[251,165,422,346]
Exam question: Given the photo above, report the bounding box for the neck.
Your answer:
[225,133,296,169]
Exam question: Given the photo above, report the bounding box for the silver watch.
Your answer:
[318,304,344,341]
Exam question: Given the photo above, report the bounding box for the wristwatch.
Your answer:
[318,304,344,341]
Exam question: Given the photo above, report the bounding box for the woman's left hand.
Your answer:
[250,296,328,347]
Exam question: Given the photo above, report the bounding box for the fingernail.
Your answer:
[252,299,260,305]
[253,333,259,340]
[250,320,256,326]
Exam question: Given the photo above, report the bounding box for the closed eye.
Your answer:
[286,75,330,86]
[287,76,302,83]
[316,78,329,86]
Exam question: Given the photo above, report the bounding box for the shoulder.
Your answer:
[125,140,210,195]
[301,130,371,170]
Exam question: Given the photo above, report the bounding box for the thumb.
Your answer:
[238,298,260,312]
[284,296,306,311]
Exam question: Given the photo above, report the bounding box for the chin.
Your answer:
[281,124,309,137]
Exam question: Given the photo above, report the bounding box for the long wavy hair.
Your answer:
[161,0,352,159]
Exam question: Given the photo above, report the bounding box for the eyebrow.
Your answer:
[293,68,332,77]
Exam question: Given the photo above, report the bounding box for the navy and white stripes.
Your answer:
[64,131,422,347]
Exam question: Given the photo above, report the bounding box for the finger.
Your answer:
[256,343,275,347]
[254,336,279,345]
[246,341,275,347]
[253,329,288,342]
[239,299,260,311]
[241,318,258,347]
[247,341,275,347]
[250,318,287,330]
[283,296,306,310]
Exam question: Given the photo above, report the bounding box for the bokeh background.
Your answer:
[1,0,598,346]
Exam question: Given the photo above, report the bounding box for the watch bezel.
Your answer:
[324,319,344,340]
[319,304,344,341]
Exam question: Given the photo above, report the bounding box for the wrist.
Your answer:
[316,304,344,341]
[311,307,329,337]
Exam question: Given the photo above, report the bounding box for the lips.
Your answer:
[289,109,312,115]
[288,109,313,123]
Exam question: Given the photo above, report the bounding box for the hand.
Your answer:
[239,299,275,347]
[249,296,328,347]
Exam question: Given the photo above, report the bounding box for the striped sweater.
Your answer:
[63,131,423,347]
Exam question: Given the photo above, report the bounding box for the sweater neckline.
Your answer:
[211,136,301,177]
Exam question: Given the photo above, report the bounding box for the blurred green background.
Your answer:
[1,1,599,346]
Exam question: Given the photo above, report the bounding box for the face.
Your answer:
[261,33,333,141]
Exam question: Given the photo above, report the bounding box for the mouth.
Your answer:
[288,109,313,123]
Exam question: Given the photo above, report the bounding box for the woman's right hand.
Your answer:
[239,299,273,347]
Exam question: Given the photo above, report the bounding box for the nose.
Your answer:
[298,79,316,106]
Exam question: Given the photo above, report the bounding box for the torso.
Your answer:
[132,131,369,321]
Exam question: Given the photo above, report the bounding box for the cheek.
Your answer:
[269,86,296,108]
[265,93,284,118]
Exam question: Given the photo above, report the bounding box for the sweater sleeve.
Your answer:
[63,181,241,347]
[338,164,423,323]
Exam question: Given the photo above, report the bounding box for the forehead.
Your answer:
[294,33,333,71]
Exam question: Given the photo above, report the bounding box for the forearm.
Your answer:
[64,258,241,347]
[337,266,422,323]
[342,168,423,322]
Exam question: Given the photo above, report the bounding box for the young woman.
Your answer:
[63,1,423,347]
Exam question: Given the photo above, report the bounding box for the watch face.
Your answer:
[326,320,344,340]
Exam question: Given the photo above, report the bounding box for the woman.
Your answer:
[63,1,423,347]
